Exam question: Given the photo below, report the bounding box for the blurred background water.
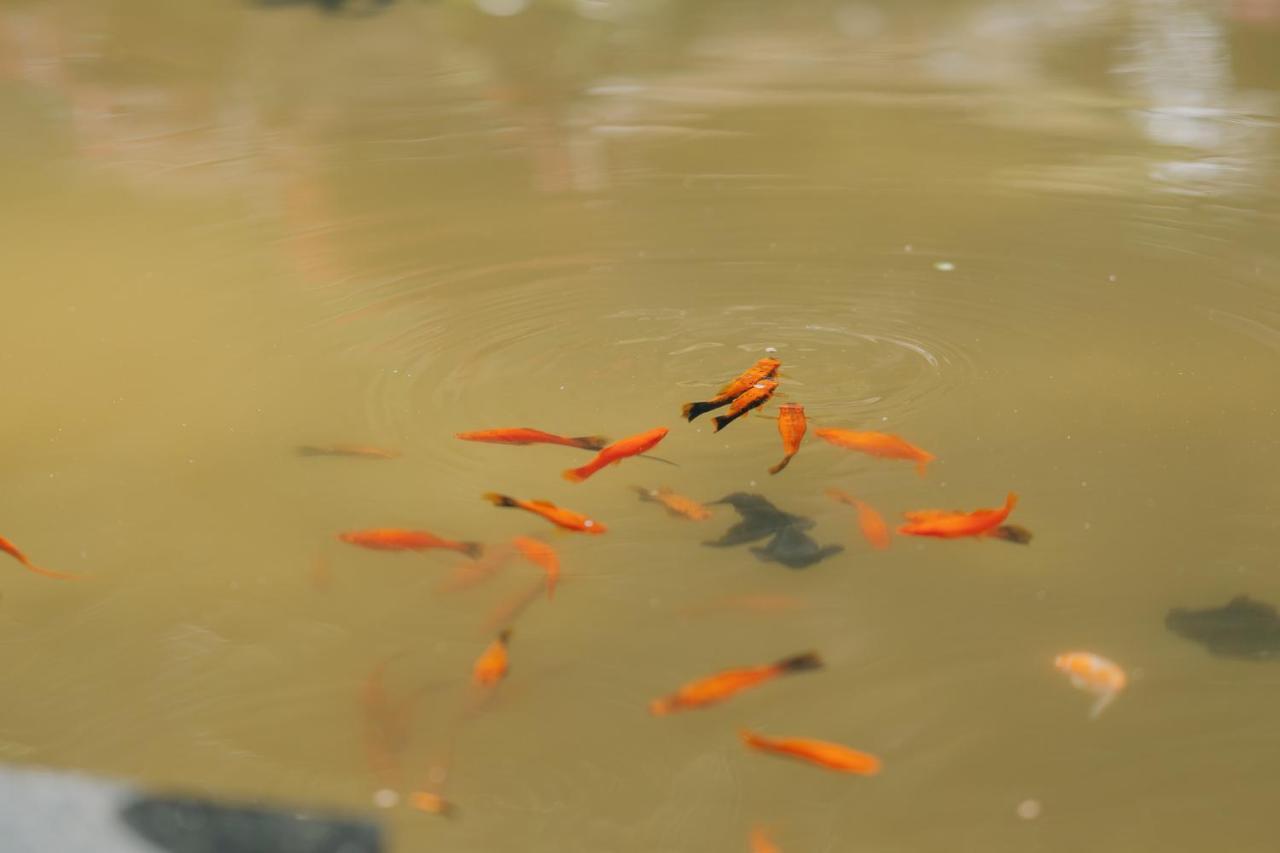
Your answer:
[2,1,1278,851]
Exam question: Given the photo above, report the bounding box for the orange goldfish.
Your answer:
[898,493,1018,539]
[826,489,890,550]
[634,486,711,520]
[563,427,669,483]
[740,730,881,775]
[408,791,455,817]
[297,444,400,459]
[338,529,482,558]
[649,652,822,715]
[813,428,936,476]
[1054,651,1126,719]
[482,493,606,534]
[0,535,79,580]
[768,403,807,474]
[456,427,608,451]
[713,380,779,433]
[512,535,559,598]
[473,630,512,686]
[682,357,782,422]
[750,826,781,853]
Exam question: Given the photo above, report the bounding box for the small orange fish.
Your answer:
[682,357,782,422]
[750,826,781,853]
[768,403,807,474]
[988,524,1033,544]
[898,493,1018,539]
[740,730,881,775]
[473,630,512,686]
[649,652,822,715]
[563,427,670,483]
[339,529,483,558]
[482,493,606,534]
[297,444,400,459]
[512,535,559,598]
[408,791,455,817]
[456,427,608,451]
[713,380,779,433]
[826,489,890,550]
[0,535,79,580]
[1054,651,1126,718]
[634,486,711,520]
[813,428,936,476]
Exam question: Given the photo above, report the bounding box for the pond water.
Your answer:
[2,1,1278,851]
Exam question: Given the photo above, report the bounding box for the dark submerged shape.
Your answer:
[703,493,840,569]
[1165,596,1280,661]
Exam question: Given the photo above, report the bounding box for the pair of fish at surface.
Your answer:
[682,357,781,433]
[704,493,842,569]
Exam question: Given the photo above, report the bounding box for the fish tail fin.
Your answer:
[916,455,934,477]
[562,465,591,483]
[497,628,513,645]
[483,492,518,508]
[570,435,610,450]
[462,542,484,559]
[776,651,824,674]
[768,455,793,475]
[648,698,672,716]
[632,486,656,503]
[712,413,732,432]
[682,401,717,421]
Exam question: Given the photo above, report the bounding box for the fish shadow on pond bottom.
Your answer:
[1165,595,1280,661]
[702,493,842,570]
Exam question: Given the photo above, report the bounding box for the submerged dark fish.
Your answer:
[1165,596,1280,661]
[750,525,843,569]
[703,493,812,548]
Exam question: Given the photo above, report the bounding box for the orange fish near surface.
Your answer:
[740,730,881,775]
[563,427,669,483]
[473,630,512,686]
[297,444,400,459]
[482,493,606,534]
[1054,651,1126,719]
[826,489,890,550]
[713,380,779,433]
[649,652,822,715]
[768,403,807,474]
[897,493,1018,539]
[339,529,483,559]
[0,535,79,580]
[512,535,559,598]
[813,428,936,477]
[456,427,608,451]
[634,486,711,521]
[681,357,782,422]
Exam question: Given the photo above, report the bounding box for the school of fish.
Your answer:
[4,351,1137,849]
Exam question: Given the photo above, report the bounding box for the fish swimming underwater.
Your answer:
[338,529,483,559]
[482,493,606,534]
[988,524,1033,544]
[898,493,1019,539]
[649,652,823,715]
[0,534,79,580]
[456,428,608,450]
[1054,651,1126,719]
[813,428,935,477]
[681,357,781,422]
[1165,596,1280,661]
[512,536,559,599]
[703,493,813,548]
[633,486,712,521]
[473,630,512,686]
[739,730,881,775]
[768,403,807,474]
[563,427,669,483]
[826,489,890,550]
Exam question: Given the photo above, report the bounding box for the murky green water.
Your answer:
[3,1,1279,850]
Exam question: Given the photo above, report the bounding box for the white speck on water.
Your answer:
[934,261,955,271]
[765,346,778,353]
[1016,799,1041,820]
[559,385,566,391]
[1081,481,1088,487]
[749,480,757,487]
[904,244,913,252]
[1083,521,1092,530]
[1108,274,1117,282]
[373,789,399,809]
